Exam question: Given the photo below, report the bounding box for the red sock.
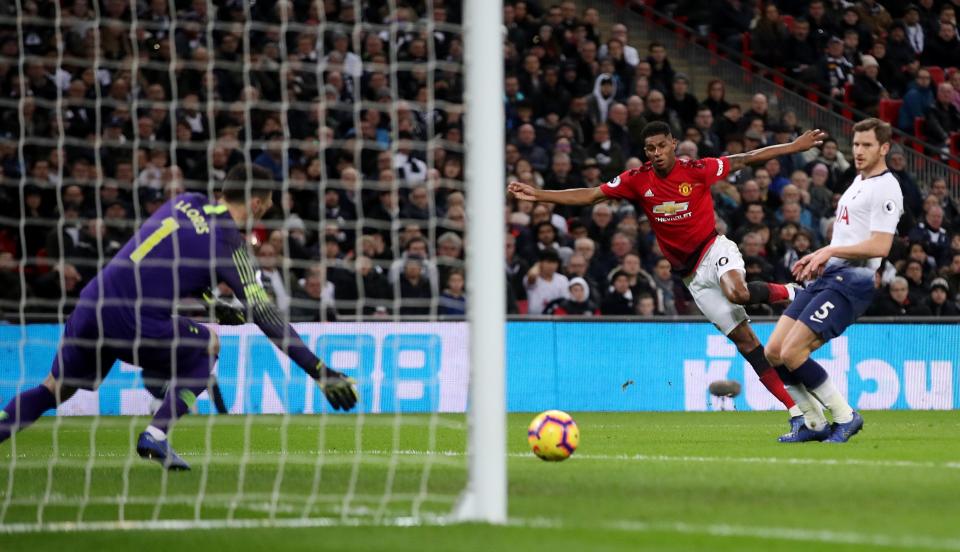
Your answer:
[759,368,796,409]
[767,283,789,303]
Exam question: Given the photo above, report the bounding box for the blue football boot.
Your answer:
[137,431,191,470]
[778,420,832,443]
[823,411,864,443]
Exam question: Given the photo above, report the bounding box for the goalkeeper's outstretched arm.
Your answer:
[508,181,606,205]
[217,242,358,411]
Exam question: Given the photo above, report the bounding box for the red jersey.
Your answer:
[599,157,731,273]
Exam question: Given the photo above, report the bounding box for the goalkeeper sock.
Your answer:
[150,361,210,433]
[746,282,790,304]
[0,385,58,443]
[743,346,797,413]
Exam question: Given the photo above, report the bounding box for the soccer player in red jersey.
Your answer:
[509,121,828,435]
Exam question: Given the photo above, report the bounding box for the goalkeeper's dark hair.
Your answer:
[221,164,277,203]
[639,121,674,143]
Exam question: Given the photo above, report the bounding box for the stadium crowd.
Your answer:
[0,0,958,322]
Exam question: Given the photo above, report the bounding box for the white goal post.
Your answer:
[457,0,507,524]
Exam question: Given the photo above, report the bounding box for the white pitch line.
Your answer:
[1,515,959,550]
[3,449,959,471]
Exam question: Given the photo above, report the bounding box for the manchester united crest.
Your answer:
[678,182,693,196]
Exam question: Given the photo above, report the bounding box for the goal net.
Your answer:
[0,0,504,531]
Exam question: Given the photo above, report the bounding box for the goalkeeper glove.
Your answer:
[202,289,247,325]
[318,364,359,411]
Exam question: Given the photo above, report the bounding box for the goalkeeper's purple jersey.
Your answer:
[77,192,321,377]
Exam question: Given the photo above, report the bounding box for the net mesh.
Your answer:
[0,0,473,530]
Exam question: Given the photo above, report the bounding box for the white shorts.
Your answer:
[682,235,747,336]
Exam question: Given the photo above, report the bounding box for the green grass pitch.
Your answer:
[2,411,959,551]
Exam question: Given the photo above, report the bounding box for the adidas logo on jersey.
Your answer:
[644,189,654,197]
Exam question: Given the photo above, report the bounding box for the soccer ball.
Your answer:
[527,410,579,461]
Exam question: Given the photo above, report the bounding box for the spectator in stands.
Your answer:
[784,18,821,81]
[290,263,337,322]
[703,79,733,121]
[389,236,438,286]
[806,0,840,51]
[910,204,950,262]
[642,89,681,137]
[666,73,699,129]
[904,5,927,56]
[399,255,433,316]
[601,24,640,66]
[887,145,925,219]
[924,83,960,156]
[588,74,618,126]
[923,21,960,68]
[646,42,675,93]
[636,293,658,317]
[438,268,466,316]
[851,55,888,116]
[585,123,625,182]
[751,3,789,68]
[563,252,602,301]
[32,262,82,314]
[524,248,569,315]
[899,68,935,132]
[651,256,684,315]
[867,276,930,315]
[600,270,634,315]
[923,277,960,315]
[545,277,598,316]
[742,93,773,130]
[903,258,932,302]
[712,0,753,53]
[839,6,873,51]
[816,35,855,102]
[808,163,835,218]
[856,0,893,35]
[929,177,960,228]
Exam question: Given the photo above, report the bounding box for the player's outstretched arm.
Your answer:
[726,129,828,173]
[508,181,606,205]
[792,231,895,281]
[219,244,358,411]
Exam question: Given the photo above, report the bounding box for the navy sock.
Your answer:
[775,364,800,385]
[0,385,58,444]
[792,358,828,389]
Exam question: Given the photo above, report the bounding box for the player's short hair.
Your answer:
[852,118,892,145]
[640,121,673,143]
[221,164,277,202]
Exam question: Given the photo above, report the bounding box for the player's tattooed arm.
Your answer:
[725,129,828,173]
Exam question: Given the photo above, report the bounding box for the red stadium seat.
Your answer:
[842,82,854,119]
[878,99,903,126]
[926,66,945,86]
[741,33,752,70]
[517,300,528,315]
[782,15,795,33]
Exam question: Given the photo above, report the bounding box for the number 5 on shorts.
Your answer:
[810,301,835,323]
[130,216,180,263]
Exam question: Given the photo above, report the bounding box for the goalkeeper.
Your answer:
[0,164,358,470]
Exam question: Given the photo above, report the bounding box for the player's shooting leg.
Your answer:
[719,270,791,306]
[727,322,800,416]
